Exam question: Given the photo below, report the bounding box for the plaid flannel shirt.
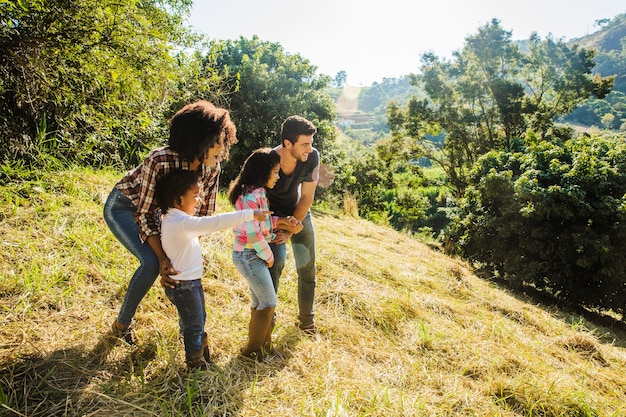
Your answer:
[114,146,219,242]
[232,187,275,262]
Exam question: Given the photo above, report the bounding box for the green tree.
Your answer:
[565,34,626,128]
[207,36,338,187]
[358,76,421,113]
[601,112,616,129]
[590,36,626,93]
[1,0,201,168]
[332,70,347,88]
[388,19,613,196]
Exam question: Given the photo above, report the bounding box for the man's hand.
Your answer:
[276,216,303,234]
[159,258,179,289]
[271,229,293,245]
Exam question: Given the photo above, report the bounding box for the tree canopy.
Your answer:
[207,36,338,186]
[1,0,202,168]
[388,19,614,196]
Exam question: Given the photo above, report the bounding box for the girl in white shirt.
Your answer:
[156,169,266,370]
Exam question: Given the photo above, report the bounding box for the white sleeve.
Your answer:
[181,209,255,236]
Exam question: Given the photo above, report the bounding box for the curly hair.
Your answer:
[228,148,280,206]
[168,100,237,163]
[155,169,201,214]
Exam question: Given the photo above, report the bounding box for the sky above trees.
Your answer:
[188,0,625,86]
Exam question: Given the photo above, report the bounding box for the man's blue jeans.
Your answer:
[164,279,206,353]
[103,188,160,326]
[269,212,316,327]
[232,249,277,310]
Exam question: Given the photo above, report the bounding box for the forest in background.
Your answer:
[1,2,625,320]
[336,14,626,137]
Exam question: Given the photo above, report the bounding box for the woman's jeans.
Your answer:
[164,279,205,353]
[269,212,316,327]
[103,188,160,326]
[232,249,277,310]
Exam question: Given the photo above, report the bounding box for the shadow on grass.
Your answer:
[0,327,306,417]
[473,265,626,348]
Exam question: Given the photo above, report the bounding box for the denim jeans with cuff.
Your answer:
[103,188,160,326]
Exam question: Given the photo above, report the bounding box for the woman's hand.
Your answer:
[159,258,180,289]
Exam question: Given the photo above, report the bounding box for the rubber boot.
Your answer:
[263,314,275,352]
[240,307,275,362]
[263,313,285,359]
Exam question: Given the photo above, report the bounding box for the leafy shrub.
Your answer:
[449,133,626,317]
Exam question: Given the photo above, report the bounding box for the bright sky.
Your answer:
[188,0,626,86]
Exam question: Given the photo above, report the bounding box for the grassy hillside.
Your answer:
[1,167,625,416]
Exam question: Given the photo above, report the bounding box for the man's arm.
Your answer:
[272,180,317,244]
[293,180,317,221]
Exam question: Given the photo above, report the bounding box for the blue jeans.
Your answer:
[232,249,277,310]
[269,212,316,326]
[164,279,206,353]
[103,188,160,326]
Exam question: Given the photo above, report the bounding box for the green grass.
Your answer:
[1,166,625,416]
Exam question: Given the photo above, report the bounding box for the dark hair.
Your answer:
[280,115,316,145]
[168,100,237,163]
[228,148,280,206]
[155,169,201,214]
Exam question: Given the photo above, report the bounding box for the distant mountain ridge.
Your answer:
[570,13,626,52]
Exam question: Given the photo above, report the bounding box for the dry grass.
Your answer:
[1,167,625,416]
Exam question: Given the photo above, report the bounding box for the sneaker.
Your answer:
[111,321,136,346]
[297,322,317,335]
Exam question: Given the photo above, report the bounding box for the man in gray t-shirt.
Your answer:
[267,115,320,334]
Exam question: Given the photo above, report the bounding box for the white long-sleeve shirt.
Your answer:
[161,208,255,281]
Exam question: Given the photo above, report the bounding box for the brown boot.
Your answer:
[201,332,213,364]
[186,349,212,371]
[111,320,136,346]
[263,313,285,359]
[240,307,274,362]
[263,313,275,351]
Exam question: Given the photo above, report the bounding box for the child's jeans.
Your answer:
[232,249,277,310]
[164,279,206,353]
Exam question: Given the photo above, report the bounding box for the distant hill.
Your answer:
[570,13,626,52]
[335,12,626,136]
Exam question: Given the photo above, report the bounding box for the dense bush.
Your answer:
[0,0,221,169]
[449,133,626,316]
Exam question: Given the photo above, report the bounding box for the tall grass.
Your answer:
[1,166,625,416]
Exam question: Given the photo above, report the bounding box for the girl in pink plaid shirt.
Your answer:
[228,148,301,361]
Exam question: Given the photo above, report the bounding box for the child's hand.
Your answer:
[253,210,271,221]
